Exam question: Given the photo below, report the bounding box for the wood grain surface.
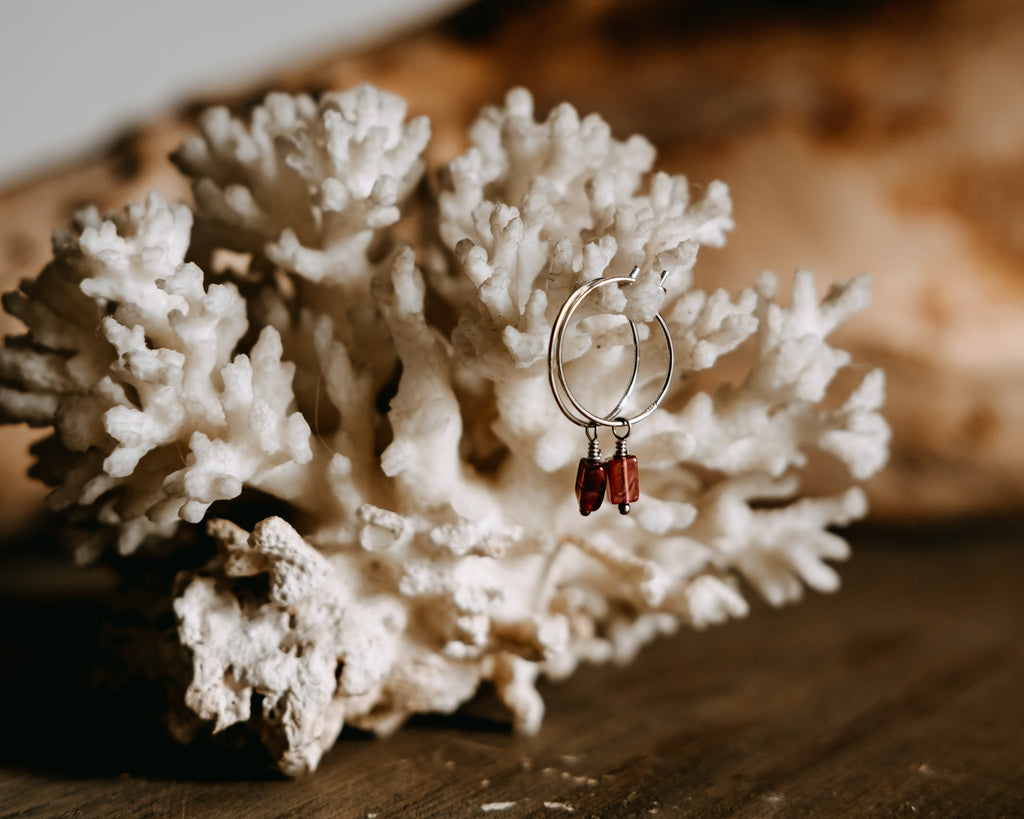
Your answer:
[1,522,1021,817]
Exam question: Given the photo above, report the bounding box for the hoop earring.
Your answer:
[548,267,675,516]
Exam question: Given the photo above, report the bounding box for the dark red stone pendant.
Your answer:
[575,424,606,516]
[607,436,639,514]
[575,458,607,516]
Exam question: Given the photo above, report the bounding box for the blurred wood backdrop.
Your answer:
[1,2,1023,816]
[3,0,1024,528]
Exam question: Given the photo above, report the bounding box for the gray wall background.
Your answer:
[0,0,461,184]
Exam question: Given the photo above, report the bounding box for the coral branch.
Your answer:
[0,86,888,774]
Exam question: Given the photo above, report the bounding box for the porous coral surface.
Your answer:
[0,85,888,774]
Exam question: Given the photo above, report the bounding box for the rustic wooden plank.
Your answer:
[1,523,1021,817]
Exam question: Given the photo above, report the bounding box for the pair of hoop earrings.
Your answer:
[548,267,675,516]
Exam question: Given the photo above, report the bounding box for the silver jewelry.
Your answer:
[548,267,675,515]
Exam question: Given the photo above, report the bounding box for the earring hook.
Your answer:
[548,267,675,429]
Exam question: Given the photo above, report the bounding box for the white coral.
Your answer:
[0,86,888,774]
[172,84,430,287]
[0,194,312,556]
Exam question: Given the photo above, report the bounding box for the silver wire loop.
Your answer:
[548,274,642,428]
[612,417,631,441]
[548,268,675,429]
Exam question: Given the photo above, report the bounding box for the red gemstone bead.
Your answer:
[607,454,639,514]
[575,458,607,516]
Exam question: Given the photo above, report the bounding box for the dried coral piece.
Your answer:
[173,86,430,287]
[0,85,887,774]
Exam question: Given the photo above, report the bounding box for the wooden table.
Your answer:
[1,521,1021,817]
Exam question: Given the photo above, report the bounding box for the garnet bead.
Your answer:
[607,453,639,514]
[575,458,607,516]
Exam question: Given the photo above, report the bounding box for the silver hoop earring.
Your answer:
[548,267,675,516]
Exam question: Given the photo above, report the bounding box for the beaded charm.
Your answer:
[607,420,639,515]
[575,424,607,516]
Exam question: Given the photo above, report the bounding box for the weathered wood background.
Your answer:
[3,0,1024,527]
[1,2,1023,814]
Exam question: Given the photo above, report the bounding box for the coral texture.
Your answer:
[0,85,887,774]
